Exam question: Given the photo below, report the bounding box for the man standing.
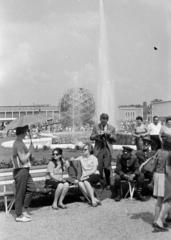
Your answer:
[90,113,116,189]
[12,125,35,222]
[148,116,161,151]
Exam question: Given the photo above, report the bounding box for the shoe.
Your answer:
[152,222,157,228]
[163,222,168,228]
[136,194,146,201]
[23,211,32,219]
[16,215,31,222]
[114,189,121,202]
[154,223,168,232]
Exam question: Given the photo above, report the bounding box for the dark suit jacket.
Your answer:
[90,123,116,157]
[115,153,140,176]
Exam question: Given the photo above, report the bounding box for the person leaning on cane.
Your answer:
[12,125,36,222]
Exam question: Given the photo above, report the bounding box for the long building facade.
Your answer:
[0,105,59,122]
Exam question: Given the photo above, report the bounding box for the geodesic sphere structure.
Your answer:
[60,88,95,128]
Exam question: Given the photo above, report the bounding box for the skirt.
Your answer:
[45,179,65,189]
[153,172,165,197]
[83,174,100,185]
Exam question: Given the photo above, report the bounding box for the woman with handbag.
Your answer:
[153,117,171,231]
[73,143,101,207]
[139,148,168,231]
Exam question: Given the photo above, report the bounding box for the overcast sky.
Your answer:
[0,0,170,107]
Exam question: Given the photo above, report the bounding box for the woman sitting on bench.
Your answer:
[46,148,69,210]
[77,143,101,207]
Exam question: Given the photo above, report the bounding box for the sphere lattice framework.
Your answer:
[60,88,95,128]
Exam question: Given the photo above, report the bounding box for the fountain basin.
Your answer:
[1,135,136,150]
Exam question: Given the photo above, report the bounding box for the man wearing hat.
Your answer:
[136,136,156,165]
[12,125,36,222]
[90,113,116,189]
[113,146,145,201]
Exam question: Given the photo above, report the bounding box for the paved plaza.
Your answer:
[0,198,171,240]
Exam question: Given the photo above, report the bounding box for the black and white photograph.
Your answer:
[0,0,171,239]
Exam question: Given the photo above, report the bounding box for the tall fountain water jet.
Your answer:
[97,0,116,126]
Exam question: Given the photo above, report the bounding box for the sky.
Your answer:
[0,0,170,107]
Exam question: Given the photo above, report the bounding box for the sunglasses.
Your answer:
[52,152,60,156]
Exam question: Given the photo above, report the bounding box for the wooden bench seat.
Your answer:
[0,166,69,213]
[0,164,117,213]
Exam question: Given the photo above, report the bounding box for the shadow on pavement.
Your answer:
[130,211,154,225]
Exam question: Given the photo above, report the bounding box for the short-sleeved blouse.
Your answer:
[134,124,147,135]
[47,161,63,180]
[160,126,171,150]
[78,155,99,177]
[155,149,168,173]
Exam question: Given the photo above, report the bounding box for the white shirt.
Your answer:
[79,155,99,178]
[148,122,161,135]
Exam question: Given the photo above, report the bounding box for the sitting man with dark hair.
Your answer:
[113,146,146,201]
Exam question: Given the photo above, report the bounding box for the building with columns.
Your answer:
[0,105,59,122]
[118,105,143,121]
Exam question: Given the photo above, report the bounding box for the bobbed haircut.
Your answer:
[52,148,63,156]
[83,142,94,155]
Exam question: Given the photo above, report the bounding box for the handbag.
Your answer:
[139,153,157,173]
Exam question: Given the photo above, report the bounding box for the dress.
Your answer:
[79,155,100,185]
[153,150,168,197]
[159,126,171,202]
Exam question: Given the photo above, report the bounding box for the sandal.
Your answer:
[154,223,168,232]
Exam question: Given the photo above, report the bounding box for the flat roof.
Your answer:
[152,100,171,105]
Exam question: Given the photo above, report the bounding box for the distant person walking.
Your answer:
[148,116,161,151]
[90,113,116,189]
[132,116,148,150]
[12,125,35,222]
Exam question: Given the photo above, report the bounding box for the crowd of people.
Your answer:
[11,113,171,233]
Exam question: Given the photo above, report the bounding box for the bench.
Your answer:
[0,164,113,214]
[0,165,72,214]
